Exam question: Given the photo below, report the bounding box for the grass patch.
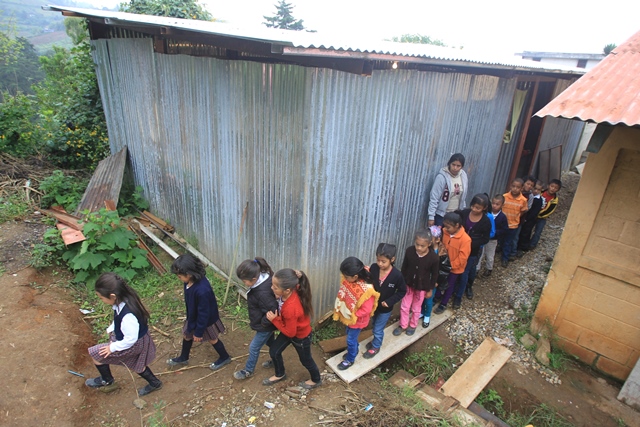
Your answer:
[477,388,573,427]
[0,193,31,222]
[312,319,343,344]
[507,294,540,343]
[397,345,456,385]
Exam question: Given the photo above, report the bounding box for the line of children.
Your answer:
[420,226,447,328]
[333,257,380,370]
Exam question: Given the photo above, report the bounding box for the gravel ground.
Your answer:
[443,172,580,385]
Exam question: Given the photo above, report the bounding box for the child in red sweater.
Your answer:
[264,268,321,389]
[334,257,380,370]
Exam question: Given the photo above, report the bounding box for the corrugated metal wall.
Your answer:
[536,116,585,172]
[93,38,516,318]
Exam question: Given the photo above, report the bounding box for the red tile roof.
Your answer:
[536,30,640,126]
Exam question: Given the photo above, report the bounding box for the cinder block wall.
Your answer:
[533,126,640,381]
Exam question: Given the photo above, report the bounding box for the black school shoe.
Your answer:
[452,299,461,310]
[434,304,446,315]
[85,377,114,388]
[483,269,492,277]
[138,382,162,396]
[466,287,474,300]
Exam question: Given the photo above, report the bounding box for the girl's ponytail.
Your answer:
[236,256,274,281]
[95,272,150,322]
[296,270,313,319]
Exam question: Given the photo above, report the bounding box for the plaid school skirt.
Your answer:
[88,332,157,374]
[182,319,226,341]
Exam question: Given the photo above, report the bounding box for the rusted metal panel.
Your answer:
[93,38,518,318]
[75,147,127,214]
[537,30,640,126]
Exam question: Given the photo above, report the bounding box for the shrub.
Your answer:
[0,193,31,222]
[0,93,42,157]
[38,170,88,212]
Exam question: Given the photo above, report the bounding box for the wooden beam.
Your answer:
[508,78,539,187]
[439,338,512,408]
[133,220,180,259]
[42,209,84,231]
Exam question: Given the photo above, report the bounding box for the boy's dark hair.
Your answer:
[443,212,463,227]
[550,178,563,189]
[469,193,490,211]
[492,194,505,203]
[447,153,465,168]
[274,268,313,318]
[414,229,432,242]
[340,256,372,283]
[171,253,206,282]
[95,272,150,322]
[236,257,274,281]
[512,178,524,186]
[522,175,537,184]
[376,243,397,261]
[536,180,545,188]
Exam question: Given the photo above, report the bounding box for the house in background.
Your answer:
[533,30,640,384]
[518,51,604,70]
[46,6,586,319]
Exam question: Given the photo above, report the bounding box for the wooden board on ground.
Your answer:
[439,337,512,408]
[325,310,453,384]
[319,329,373,353]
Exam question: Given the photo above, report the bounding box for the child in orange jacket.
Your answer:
[434,212,471,314]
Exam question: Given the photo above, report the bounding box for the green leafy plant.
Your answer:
[0,193,31,222]
[38,170,88,212]
[477,389,505,417]
[0,93,42,157]
[312,319,343,344]
[117,184,149,217]
[62,208,149,287]
[506,403,573,427]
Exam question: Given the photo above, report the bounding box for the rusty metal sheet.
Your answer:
[537,30,640,126]
[75,147,127,215]
[56,223,86,245]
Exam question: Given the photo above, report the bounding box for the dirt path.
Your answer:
[0,215,639,426]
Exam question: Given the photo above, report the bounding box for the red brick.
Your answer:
[556,338,597,365]
[595,356,632,381]
[577,330,632,364]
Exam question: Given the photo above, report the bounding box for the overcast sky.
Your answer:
[97,0,639,56]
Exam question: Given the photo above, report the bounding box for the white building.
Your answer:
[518,51,604,70]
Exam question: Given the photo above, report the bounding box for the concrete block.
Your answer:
[592,215,625,240]
[619,221,640,248]
[570,285,598,309]
[556,319,583,342]
[592,292,640,327]
[594,239,640,271]
[597,356,632,381]
[556,338,597,365]
[535,337,551,366]
[578,330,632,364]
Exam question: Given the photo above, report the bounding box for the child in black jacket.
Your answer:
[454,194,491,306]
[517,181,545,255]
[233,257,278,380]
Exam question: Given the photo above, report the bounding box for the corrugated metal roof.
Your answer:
[44,5,584,75]
[536,30,640,126]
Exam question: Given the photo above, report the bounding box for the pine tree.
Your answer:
[263,1,305,31]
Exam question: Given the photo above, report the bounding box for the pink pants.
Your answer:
[399,287,426,329]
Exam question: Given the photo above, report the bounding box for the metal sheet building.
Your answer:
[47,6,587,319]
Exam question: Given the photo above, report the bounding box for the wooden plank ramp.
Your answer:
[326,309,453,384]
[439,337,512,408]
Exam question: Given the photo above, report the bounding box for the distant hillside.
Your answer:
[1,0,115,53]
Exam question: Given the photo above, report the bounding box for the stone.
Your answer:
[133,398,146,409]
[520,333,538,348]
[535,337,551,366]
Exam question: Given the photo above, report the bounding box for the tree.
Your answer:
[0,33,44,98]
[263,1,305,31]
[64,17,89,45]
[120,0,212,21]
[391,34,446,47]
[603,43,617,56]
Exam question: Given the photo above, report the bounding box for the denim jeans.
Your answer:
[370,311,392,349]
[269,332,321,383]
[510,225,521,256]
[455,255,478,299]
[421,290,435,320]
[244,330,274,373]
[529,218,547,248]
[345,327,363,363]
[502,228,519,261]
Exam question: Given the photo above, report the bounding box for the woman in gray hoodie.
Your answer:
[427,153,469,227]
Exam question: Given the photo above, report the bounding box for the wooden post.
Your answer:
[223,202,249,305]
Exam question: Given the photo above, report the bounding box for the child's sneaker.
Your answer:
[337,360,353,370]
[234,369,253,380]
[365,342,373,350]
[422,319,430,328]
[393,327,405,336]
[483,269,492,277]
[452,299,461,310]
[362,348,380,359]
[434,304,446,315]
[406,328,416,336]
[262,359,273,368]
